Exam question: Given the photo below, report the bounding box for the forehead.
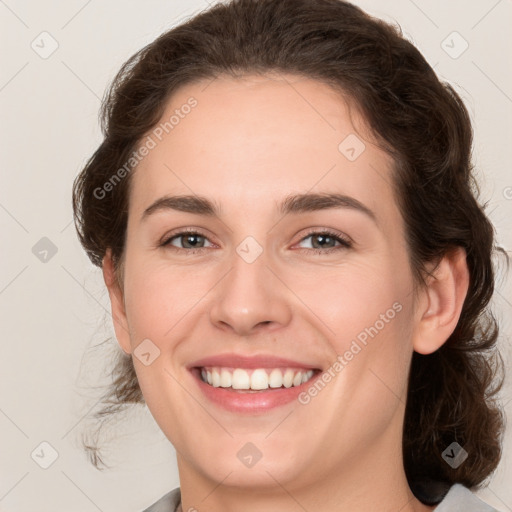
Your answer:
[129,73,398,225]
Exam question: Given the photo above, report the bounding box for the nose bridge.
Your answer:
[209,237,292,335]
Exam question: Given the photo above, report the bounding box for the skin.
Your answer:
[102,73,469,512]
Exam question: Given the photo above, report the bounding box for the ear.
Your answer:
[412,247,470,355]
[102,249,132,355]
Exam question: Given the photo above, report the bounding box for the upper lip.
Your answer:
[188,353,321,370]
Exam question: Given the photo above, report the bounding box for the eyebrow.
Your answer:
[141,192,377,223]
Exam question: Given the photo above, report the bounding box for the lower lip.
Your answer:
[190,368,320,413]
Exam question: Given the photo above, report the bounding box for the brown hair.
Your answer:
[72,0,507,503]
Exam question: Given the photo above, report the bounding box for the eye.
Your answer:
[161,230,214,252]
[159,228,352,255]
[295,230,352,253]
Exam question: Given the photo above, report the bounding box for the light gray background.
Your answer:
[1,1,511,511]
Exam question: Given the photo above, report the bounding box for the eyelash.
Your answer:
[160,228,352,255]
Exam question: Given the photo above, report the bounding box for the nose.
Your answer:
[209,248,293,336]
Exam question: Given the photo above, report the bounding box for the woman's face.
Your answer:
[110,74,423,492]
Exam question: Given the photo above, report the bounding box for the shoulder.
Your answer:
[141,487,181,512]
[435,483,502,512]
[138,484,503,511]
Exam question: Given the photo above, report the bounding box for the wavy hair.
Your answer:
[72,0,507,504]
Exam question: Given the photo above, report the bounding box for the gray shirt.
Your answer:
[142,483,501,511]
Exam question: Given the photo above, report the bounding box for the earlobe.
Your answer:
[102,249,132,355]
[412,247,470,355]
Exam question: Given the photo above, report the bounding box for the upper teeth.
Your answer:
[200,367,315,390]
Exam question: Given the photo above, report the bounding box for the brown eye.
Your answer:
[161,231,213,251]
[296,230,352,253]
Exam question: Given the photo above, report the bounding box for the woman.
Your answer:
[72,0,507,510]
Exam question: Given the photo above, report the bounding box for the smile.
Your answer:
[188,354,323,413]
[199,367,316,391]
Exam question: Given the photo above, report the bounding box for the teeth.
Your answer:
[232,368,250,389]
[200,367,314,390]
[220,369,232,387]
[250,369,269,390]
[292,371,302,387]
[269,368,283,388]
[211,369,221,387]
[283,369,294,388]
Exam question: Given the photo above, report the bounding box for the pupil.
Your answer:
[314,234,332,248]
[185,235,201,248]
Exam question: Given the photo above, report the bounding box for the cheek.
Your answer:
[288,259,408,343]
[120,259,204,437]
[122,246,414,352]
[122,257,212,342]
[296,258,415,398]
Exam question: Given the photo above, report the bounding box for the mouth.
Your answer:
[188,354,323,413]
[196,366,317,391]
